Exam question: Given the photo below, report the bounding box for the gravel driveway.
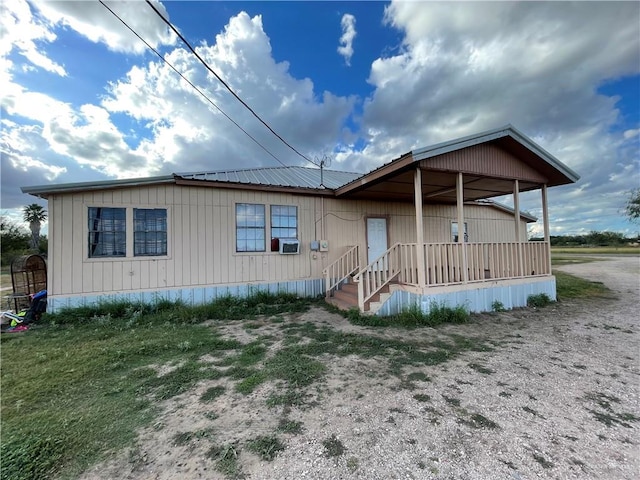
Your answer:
[83,255,639,480]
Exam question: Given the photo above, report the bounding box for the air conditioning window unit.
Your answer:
[278,238,300,254]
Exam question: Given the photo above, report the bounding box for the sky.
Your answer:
[1,0,639,238]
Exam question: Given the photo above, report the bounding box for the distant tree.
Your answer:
[0,216,30,268]
[625,188,640,224]
[23,203,47,250]
[585,231,626,246]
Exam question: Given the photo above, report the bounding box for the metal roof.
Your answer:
[176,166,362,190]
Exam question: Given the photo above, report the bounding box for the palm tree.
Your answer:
[23,203,47,251]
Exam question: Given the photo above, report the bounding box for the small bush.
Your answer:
[527,293,553,308]
[322,434,346,458]
[491,300,506,312]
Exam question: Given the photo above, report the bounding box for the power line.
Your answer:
[144,0,318,167]
[98,0,289,167]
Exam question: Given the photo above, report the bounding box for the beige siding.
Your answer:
[48,185,529,296]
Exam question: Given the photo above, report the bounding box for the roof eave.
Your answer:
[21,175,176,199]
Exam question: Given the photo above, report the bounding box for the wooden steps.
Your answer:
[326,282,393,314]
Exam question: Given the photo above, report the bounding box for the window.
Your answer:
[134,208,167,256]
[236,203,265,252]
[451,222,468,242]
[270,205,297,251]
[88,207,126,257]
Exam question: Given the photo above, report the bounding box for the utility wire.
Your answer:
[144,0,318,167]
[99,0,288,167]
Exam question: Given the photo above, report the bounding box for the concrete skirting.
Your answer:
[46,279,325,312]
[375,276,556,316]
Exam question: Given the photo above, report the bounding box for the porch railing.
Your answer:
[330,241,550,311]
[407,241,551,286]
[323,245,360,299]
[353,243,404,310]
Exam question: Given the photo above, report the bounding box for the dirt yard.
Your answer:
[82,256,639,480]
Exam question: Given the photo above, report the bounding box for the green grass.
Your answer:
[347,302,469,328]
[554,270,612,300]
[551,256,601,266]
[245,435,285,461]
[0,293,310,480]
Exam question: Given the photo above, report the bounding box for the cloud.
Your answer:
[103,12,355,171]
[0,0,66,75]
[31,0,176,54]
[332,0,639,235]
[337,14,357,66]
[3,10,356,211]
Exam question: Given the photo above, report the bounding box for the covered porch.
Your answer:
[323,125,578,314]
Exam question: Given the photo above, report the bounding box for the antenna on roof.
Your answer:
[315,154,333,188]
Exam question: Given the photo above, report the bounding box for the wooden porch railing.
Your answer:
[352,243,403,311]
[330,241,551,312]
[413,241,551,286]
[323,245,360,299]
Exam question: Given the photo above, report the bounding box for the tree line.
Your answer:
[1,204,47,269]
[530,231,637,247]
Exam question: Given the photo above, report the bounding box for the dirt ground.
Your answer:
[82,256,639,480]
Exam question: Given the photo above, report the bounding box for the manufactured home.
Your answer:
[22,125,578,314]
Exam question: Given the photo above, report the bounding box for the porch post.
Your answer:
[542,184,551,274]
[514,179,523,277]
[456,172,468,283]
[414,168,426,287]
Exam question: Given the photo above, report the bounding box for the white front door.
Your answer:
[367,217,388,264]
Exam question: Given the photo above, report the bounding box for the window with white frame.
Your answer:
[270,205,297,251]
[88,207,126,257]
[134,208,167,256]
[451,222,468,242]
[236,203,266,252]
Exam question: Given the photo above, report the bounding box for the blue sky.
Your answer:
[1,0,639,237]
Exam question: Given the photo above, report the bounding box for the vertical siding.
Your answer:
[50,184,531,296]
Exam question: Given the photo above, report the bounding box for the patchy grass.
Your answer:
[201,385,226,402]
[322,434,346,458]
[0,294,310,480]
[413,394,431,402]
[554,271,612,300]
[208,444,243,479]
[532,453,554,469]
[551,256,600,266]
[460,414,500,430]
[277,419,304,435]
[245,435,285,461]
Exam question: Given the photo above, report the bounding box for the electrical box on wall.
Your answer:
[319,240,329,252]
[310,240,320,251]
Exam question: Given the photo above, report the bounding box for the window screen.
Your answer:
[134,208,167,256]
[236,203,265,252]
[271,205,298,240]
[88,207,126,257]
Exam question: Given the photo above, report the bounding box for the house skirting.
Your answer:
[46,279,325,312]
[375,276,556,316]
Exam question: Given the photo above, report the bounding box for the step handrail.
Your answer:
[353,243,402,311]
[323,245,360,299]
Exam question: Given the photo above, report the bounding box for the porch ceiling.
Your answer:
[340,169,541,203]
[335,125,579,203]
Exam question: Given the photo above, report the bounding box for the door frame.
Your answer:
[365,215,390,264]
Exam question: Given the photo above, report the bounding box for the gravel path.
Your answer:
[82,256,639,480]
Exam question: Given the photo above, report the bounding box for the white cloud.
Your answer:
[338,13,357,66]
[103,12,355,171]
[0,0,66,75]
[31,0,176,54]
[332,0,640,234]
